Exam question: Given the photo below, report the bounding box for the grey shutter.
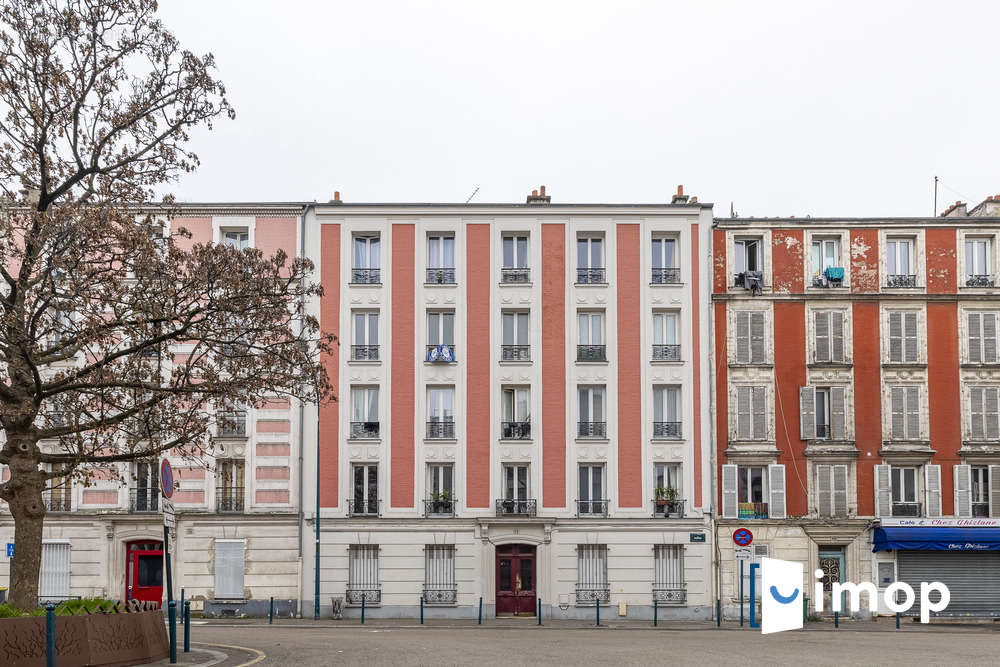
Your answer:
[214,539,246,599]
[799,386,816,440]
[39,542,71,601]
[751,387,767,440]
[874,464,892,518]
[990,465,1000,518]
[830,387,846,440]
[970,387,985,440]
[750,312,766,363]
[830,311,845,363]
[925,464,942,518]
[832,464,849,517]
[905,387,920,439]
[816,464,832,517]
[987,387,1000,440]
[903,312,918,362]
[735,311,750,363]
[736,386,751,440]
[985,313,998,363]
[768,464,786,518]
[722,464,738,519]
[890,387,905,440]
[889,312,903,362]
[954,464,972,519]
[969,312,982,364]
[814,312,830,363]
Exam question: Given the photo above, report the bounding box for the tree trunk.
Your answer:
[5,445,46,611]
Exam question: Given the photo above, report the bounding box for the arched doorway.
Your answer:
[496,544,536,616]
[126,540,164,606]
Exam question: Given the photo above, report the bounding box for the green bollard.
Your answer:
[596,597,600,627]
[478,596,483,624]
[803,596,809,624]
[896,612,900,629]
[834,611,839,628]
[716,599,721,627]
[45,603,55,667]
[168,600,177,664]
[184,601,191,653]
[537,598,541,625]
[654,598,658,627]
[420,596,424,624]
[361,596,365,624]
[269,596,274,624]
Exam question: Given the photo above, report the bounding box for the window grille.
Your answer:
[653,545,686,605]
[575,545,609,604]
[348,545,380,604]
[424,545,456,604]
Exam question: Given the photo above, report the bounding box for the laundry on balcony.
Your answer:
[824,266,845,282]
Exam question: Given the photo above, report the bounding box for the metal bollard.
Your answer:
[834,611,839,628]
[716,599,721,627]
[595,597,600,627]
[269,596,274,624]
[184,601,191,653]
[168,600,177,664]
[739,560,744,627]
[45,603,55,667]
[179,589,184,625]
[653,598,658,627]
[896,612,900,629]
[537,598,541,625]
[803,596,809,624]
[478,596,483,625]
[420,596,424,624]
[361,596,365,624]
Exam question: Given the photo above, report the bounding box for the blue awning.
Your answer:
[873,526,1000,552]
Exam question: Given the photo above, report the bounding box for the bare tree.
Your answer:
[0,0,333,609]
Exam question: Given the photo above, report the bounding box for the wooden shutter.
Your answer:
[924,464,942,518]
[214,539,246,599]
[749,312,766,363]
[722,464,738,519]
[905,387,920,439]
[832,464,849,517]
[814,312,830,363]
[751,387,767,439]
[874,464,892,518]
[768,464,786,518]
[890,387,905,440]
[969,312,982,364]
[953,464,972,519]
[970,387,985,440]
[816,464,832,517]
[736,386,751,440]
[985,313,998,363]
[799,386,816,440]
[830,311,845,362]
[987,387,1000,440]
[830,387,846,440]
[888,312,903,362]
[990,465,1000,518]
[735,311,750,363]
[903,311,918,362]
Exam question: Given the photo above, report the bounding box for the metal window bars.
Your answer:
[737,501,768,519]
[577,421,607,438]
[426,267,456,284]
[422,498,456,517]
[216,488,245,513]
[351,345,380,361]
[966,274,994,287]
[652,498,685,518]
[891,502,921,517]
[129,488,160,512]
[886,274,918,288]
[348,498,380,517]
[651,268,681,284]
[501,421,531,440]
[501,267,531,283]
[652,344,681,361]
[501,345,531,361]
[426,420,456,439]
[218,411,247,438]
[577,344,607,361]
[495,498,537,516]
[652,422,682,439]
[576,499,609,517]
[350,422,380,439]
[576,268,606,284]
[351,268,381,284]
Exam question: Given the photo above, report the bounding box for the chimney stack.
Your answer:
[527,185,551,204]
[331,191,343,205]
[671,185,689,204]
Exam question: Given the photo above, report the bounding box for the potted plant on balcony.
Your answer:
[656,486,680,516]
[431,490,452,514]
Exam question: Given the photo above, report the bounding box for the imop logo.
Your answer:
[760,557,803,634]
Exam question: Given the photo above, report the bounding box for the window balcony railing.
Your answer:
[423,585,457,605]
[576,268,606,284]
[651,267,681,284]
[129,488,160,513]
[350,421,380,439]
[348,498,379,517]
[973,502,990,517]
[815,424,830,439]
[426,420,456,439]
[653,498,685,518]
[577,344,606,361]
[653,422,682,439]
[501,421,531,440]
[576,499,609,517]
[495,498,537,517]
[575,586,610,604]
[892,502,921,517]
[351,345,379,361]
[218,412,247,438]
[501,267,531,283]
[217,488,245,513]
[346,587,381,604]
[886,274,918,288]
[966,274,994,288]
[501,344,531,361]
[734,271,764,292]
[426,267,456,284]
[577,421,607,438]
[652,344,681,361]
[44,496,71,512]
[425,344,456,363]
[351,268,381,285]
[738,502,768,519]
[652,586,687,605]
[423,498,456,517]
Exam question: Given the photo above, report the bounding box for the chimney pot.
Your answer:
[334,191,340,201]
[532,189,538,196]
[671,184,690,205]
[690,196,698,204]
[677,185,684,196]
[540,185,546,196]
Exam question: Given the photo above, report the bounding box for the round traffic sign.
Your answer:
[160,459,174,499]
[733,528,753,546]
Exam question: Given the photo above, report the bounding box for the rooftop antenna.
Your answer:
[466,186,480,203]
[730,201,737,217]
[933,175,938,216]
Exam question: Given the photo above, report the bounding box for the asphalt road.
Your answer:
[178,622,1000,666]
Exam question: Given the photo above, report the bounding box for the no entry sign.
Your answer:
[733,528,753,546]
[160,459,175,499]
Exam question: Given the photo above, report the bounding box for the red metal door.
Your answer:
[496,544,536,616]
[127,541,164,607]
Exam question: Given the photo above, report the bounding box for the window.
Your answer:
[651,237,679,283]
[799,386,846,440]
[426,311,455,361]
[739,466,767,504]
[577,236,605,283]
[967,312,998,364]
[578,386,606,437]
[816,464,849,517]
[733,311,766,364]
[653,545,686,605]
[347,545,380,604]
[811,238,841,285]
[734,386,767,440]
[653,463,683,517]
[577,311,605,361]
[427,235,456,284]
[45,474,72,512]
[499,464,533,515]
[424,545,457,604]
[721,463,787,519]
[876,464,939,518]
[350,387,379,439]
[966,238,992,286]
[352,235,381,284]
[39,542,71,601]
[886,238,916,287]
[734,237,761,274]
[652,312,680,361]
[575,544,609,604]
[351,464,378,516]
[217,400,247,437]
[222,229,248,250]
[213,539,246,599]
[501,311,530,361]
[813,311,845,363]
[502,235,530,283]
[577,464,605,516]
[887,311,919,363]
[217,460,245,512]
[969,386,1000,440]
[891,466,918,510]
[426,464,454,516]
[877,562,896,588]
[132,460,159,512]
[653,386,681,438]
[501,387,530,439]
[972,466,990,517]
[889,386,920,440]
[352,311,379,361]
[427,387,455,438]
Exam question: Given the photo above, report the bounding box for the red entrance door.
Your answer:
[496,544,536,616]
[126,541,164,607]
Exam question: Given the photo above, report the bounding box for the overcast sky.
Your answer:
[159,1,1000,217]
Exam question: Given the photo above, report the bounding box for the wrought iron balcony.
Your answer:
[501,267,530,283]
[351,345,379,361]
[130,488,160,513]
[425,344,456,363]
[495,498,537,517]
[652,344,681,361]
[44,496,71,512]
[738,502,768,519]
[576,268,606,284]
[217,411,247,438]
[501,421,531,440]
[426,420,456,439]
[651,267,681,284]
[423,586,457,604]
[974,502,990,517]
[576,499,609,517]
[892,502,921,517]
[423,498,456,517]
[652,586,687,605]
[346,587,381,604]
[348,498,379,517]
[652,498,685,518]
[578,421,607,438]
[426,267,456,284]
[217,488,245,513]
[351,268,381,285]
[501,344,531,361]
[350,421,380,439]
[575,586,610,604]
[966,274,994,287]
[577,344,606,361]
[653,422,682,439]
[886,274,918,288]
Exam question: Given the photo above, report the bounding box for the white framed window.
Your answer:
[213,539,246,599]
[427,235,455,269]
[353,235,380,269]
[350,387,379,439]
[734,237,762,274]
[972,466,990,513]
[502,235,528,269]
[348,544,380,604]
[424,545,456,604]
[965,237,991,280]
[967,312,998,364]
[721,463,786,519]
[351,464,378,515]
[654,463,681,497]
[577,236,604,270]
[733,311,766,364]
[578,464,605,515]
[652,311,680,361]
[799,386,846,440]
[39,541,71,601]
[875,463,939,517]
[887,311,919,363]
[815,464,849,517]
[651,236,678,269]
[653,545,685,605]
[889,386,920,440]
[576,545,609,604]
[501,311,530,361]
[811,238,840,279]
[132,460,159,511]
[813,311,845,363]
[427,311,455,347]
[969,386,1000,440]
[222,229,249,250]
[428,387,455,423]
[734,386,767,440]
[653,386,681,438]
[738,465,767,504]
[216,459,245,511]
[578,311,604,345]
[502,387,530,428]
[886,238,913,277]
[353,311,378,347]
[578,386,606,437]
[502,464,529,501]
[427,463,453,498]
[891,466,918,504]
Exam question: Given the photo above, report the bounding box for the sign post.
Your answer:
[161,459,176,664]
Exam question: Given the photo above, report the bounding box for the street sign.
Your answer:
[735,546,752,561]
[160,459,174,499]
[733,528,753,546]
[6,543,12,558]
[689,533,706,543]
[162,498,176,528]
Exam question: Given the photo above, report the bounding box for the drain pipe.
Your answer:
[296,202,315,617]
[706,229,722,619]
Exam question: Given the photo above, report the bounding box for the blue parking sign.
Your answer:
[6,543,12,558]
